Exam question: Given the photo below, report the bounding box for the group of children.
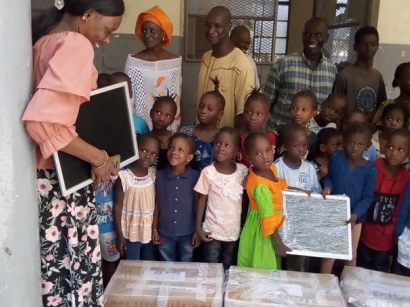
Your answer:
[94,25,410,287]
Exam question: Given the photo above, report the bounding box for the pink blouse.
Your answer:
[22,32,98,169]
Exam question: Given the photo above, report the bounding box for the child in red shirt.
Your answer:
[358,129,410,272]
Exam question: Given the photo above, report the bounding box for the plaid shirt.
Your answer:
[265,51,338,128]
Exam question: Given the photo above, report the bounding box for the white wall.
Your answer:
[0,0,41,306]
[377,0,410,45]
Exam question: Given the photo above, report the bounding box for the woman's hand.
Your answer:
[92,151,118,182]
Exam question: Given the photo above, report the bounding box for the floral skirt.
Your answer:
[38,169,103,307]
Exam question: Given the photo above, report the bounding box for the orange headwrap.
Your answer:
[135,5,174,47]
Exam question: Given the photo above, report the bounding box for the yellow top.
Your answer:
[197,48,256,127]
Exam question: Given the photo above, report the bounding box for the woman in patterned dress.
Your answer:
[23,1,124,306]
[125,5,182,132]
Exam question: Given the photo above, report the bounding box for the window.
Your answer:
[315,0,373,66]
[185,0,290,63]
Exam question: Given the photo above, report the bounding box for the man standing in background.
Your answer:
[230,25,260,88]
[265,17,338,128]
[197,6,255,128]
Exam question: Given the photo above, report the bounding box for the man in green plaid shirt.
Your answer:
[265,17,338,129]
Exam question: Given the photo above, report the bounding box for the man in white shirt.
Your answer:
[230,25,260,88]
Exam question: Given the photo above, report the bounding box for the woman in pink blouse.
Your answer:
[23,0,124,306]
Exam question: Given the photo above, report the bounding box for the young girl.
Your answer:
[180,83,225,171]
[150,92,177,170]
[307,93,348,133]
[194,128,248,270]
[114,134,160,260]
[373,62,410,130]
[321,122,377,274]
[276,90,318,159]
[309,128,343,186]
[237,132,290,269]
[152,133,200,261]
[372,103,408,159]
[359,129,410,273]
[238,87,277,167]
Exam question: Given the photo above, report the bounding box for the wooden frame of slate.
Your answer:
[53,82,139,196]
[280,191,352,260]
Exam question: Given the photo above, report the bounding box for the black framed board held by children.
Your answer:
[53,82,139,196]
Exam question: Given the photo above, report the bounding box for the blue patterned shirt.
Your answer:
[265,51,338,128]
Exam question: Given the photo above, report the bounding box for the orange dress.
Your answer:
[237,164,287,269]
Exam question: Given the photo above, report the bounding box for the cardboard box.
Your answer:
[224,266,346,307]
[104,260,224,307]
[340,266,410,307]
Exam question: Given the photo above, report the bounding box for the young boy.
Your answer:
[274,123,322,272]
[230,25,260,88]
[307,93,348,134]
[309,128,343,187]
[276,90,318,159]
[344,110,377,162]
[359,129,410,272]
[333,26,387,117]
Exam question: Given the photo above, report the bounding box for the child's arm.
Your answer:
[351,166,377,224]
[252,184,291,256]
[113,177,126,254]
[396,181,410,237]
[311,166,323,194]
[152,196,160,244]
[323,153,336,198]
[272,229,291,257]
[196,193,212,242]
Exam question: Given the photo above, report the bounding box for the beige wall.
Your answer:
[116,0,184,36]
[377,0,410,44]
[287,0,314,53]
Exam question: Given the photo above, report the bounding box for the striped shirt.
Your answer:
[264,51,338,128]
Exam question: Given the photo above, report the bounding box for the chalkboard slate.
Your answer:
[53,82,138,196]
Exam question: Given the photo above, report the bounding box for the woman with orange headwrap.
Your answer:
[125,5,182,132]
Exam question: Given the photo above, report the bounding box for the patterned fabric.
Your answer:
[180,125,214,171]
[194,163,248,241]
[118,168,156,243]
[125,55,182,132]
[265,51,337,128]
[38,169,103,307]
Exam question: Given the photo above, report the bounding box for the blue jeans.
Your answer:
[124,240,157,260]
[158,233,194,262]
